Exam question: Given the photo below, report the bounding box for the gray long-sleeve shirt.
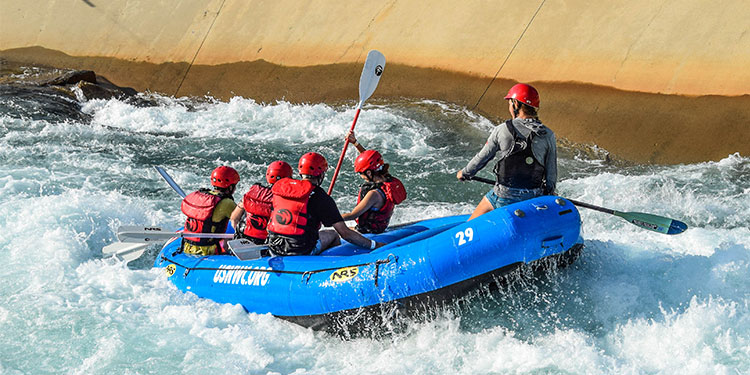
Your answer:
[462,117,557,194]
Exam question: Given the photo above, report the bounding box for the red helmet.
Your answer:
[354,150,385,173]
[298,152,328,177]
[210,166,240,188]
[504,83,540,108]
[266,160,293,185]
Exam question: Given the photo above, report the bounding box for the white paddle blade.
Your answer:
[116,226,165,241]
[117,230,233,243]
[102,242,149,263]
[358,50,386,105]
[227,239,267,261]
[116,248,148,263]
[103,241,148,255]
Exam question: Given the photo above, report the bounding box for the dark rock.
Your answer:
[43,70,97,86]
[75,80,137,100]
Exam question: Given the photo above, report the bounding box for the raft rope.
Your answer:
[174,0,227,97]
[471,0,547,111]
[160,253,398,286]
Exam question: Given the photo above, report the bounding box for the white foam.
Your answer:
[609,296,746,374]
[1,96,748,374]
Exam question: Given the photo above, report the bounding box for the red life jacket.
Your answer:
[356,176,407,234]
[267,178,316,237]
[242,183,273,241]
[181,188,232,246]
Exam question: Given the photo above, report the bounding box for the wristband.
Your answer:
[369,240,377,250]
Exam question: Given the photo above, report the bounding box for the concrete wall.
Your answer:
[2,0,749,163]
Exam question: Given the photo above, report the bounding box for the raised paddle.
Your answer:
[327,50,386,195]
[466,175,688,235]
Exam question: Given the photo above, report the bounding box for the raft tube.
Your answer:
[154,195,583,329]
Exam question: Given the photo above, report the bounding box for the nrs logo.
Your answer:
[330,267,358,282]
[631,219,660,231]
[165,264,176,277]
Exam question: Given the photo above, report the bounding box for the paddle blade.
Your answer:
[358,50,386,104]
[227,239,267,261]
[326,50,386,195]
[117,226,166,242]
[118,231,233,243]
[102,242,149,263]
[615,211,688,235]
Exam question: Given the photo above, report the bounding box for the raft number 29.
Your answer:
[455,227,475,246]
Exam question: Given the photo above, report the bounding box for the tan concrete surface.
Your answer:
[2,0,749,163]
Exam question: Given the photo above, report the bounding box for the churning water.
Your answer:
[0,75,747,374]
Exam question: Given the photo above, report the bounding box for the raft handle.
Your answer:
[373,254,398,287]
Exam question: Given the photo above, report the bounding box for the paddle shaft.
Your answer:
[565,198,615,215]
[469,174,616,213]
[466,175,495,186]
[465,175,686,234]
[327,50,385,195]
[118,230,234,243]
[155,166,187,198]
[327,104,362,195]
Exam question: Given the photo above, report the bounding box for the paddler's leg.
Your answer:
[467,196,495,221]
[316,229,341,254]
[468,189,514,221]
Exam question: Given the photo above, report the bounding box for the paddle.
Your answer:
[154,166,187,198]
[327,50,386,195]
[226,239,267,261]
[117,225,234,243]
[103,166,190,263]
[102,241,152,262]
[466,175,688,235]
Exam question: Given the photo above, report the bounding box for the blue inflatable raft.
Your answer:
[154,195,583,330]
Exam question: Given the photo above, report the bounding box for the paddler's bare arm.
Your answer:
[332,221,385,249]
[341,190,384,221]
[346,130,367,153]
[229,201,244,233]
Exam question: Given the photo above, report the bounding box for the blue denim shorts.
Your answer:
[310,239,323,255]
[485,189,521,209]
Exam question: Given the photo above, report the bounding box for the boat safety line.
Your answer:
[471,0,547,110]
[160,254,398,284]
[174,0,226,97]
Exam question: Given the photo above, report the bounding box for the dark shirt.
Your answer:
[267,185,343,255]
[307,185,345,229]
